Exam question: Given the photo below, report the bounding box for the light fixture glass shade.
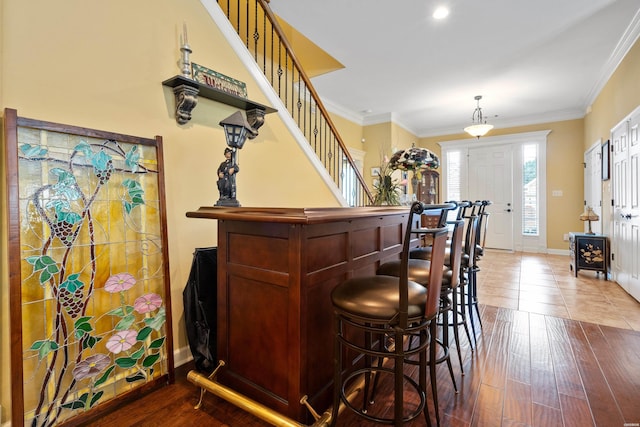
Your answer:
[464,123,494,138]
[464,95,493,138]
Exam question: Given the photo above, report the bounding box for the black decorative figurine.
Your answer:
[215,110,262,207]
[215,147,240,206]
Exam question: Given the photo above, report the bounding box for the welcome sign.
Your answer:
[191,63,248,98]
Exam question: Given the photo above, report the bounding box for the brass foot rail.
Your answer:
[188,360,363,427]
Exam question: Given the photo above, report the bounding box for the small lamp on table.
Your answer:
[579,206,599,235]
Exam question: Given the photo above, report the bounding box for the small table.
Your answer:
[569,232,608,279]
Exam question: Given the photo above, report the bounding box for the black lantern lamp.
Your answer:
[215,111,258,207]
[220,110,257,149]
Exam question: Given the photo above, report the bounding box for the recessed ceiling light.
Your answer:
[433,6,449,20]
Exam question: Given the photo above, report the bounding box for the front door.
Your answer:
[468,144,514,250]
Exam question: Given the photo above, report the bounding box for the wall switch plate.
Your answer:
[563,233,569,241]
[552,190,563,197]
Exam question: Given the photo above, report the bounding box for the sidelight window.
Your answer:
[446,150,462,201]
[522,144,538,235]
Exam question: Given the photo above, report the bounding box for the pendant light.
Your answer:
[464,95,493,138]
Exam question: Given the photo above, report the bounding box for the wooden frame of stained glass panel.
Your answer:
[3,109,174,426]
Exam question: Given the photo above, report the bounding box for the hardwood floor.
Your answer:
[89,252,640,427]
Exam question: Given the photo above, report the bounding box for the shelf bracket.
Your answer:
[246,108,266,133]
[172,84,199,125]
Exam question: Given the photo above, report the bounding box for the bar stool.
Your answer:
[434,217,468,374]
[475,200,492,260]
[380,202,470,382]
[460,201,482,343]
[473,201,492,320]
[410,201,474,355]
[330,202,454,427]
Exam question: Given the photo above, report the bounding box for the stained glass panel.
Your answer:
[5,110,173,426]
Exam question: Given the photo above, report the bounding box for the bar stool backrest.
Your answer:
[476,200,492,256]
[398,202,455,327]
[447,217,465,289]
[463,213,479,265]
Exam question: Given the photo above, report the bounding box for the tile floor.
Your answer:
[476,250,640,331]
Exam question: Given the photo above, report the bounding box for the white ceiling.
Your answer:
[268,0,640,137]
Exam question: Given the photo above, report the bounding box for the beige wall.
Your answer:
[390,122,419,153]
[362,122,392,188]
[0,0,338,423]
[359,121,420,190]
[329,112,364,152]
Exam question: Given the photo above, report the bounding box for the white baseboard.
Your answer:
[173,345,194,368]
[547,248,570,256]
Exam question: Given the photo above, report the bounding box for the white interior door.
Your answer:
[468,144,514,250]
[629,111,640,301]
[584,141,603,234]
[612,107,640,302]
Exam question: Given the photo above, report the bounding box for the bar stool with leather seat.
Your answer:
[409,201,474,356]
[330,202,454,427]
[377,202,469,385]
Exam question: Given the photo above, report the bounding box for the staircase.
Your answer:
[214,0,373,206]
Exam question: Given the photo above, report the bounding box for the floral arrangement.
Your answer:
[389,146,439,179]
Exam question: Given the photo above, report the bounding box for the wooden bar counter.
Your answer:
[186,206,410,423]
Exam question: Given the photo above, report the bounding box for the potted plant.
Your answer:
[373,156,401,206]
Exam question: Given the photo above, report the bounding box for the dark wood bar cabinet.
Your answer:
[186,206,411,423]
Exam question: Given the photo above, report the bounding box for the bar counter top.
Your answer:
[186,205,410,224]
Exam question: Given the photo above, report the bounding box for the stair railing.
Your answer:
[216,0,373,206]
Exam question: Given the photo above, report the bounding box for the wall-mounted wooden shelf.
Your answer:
[162,75,276,125]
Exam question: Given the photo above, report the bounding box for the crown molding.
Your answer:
[583,7,640,109]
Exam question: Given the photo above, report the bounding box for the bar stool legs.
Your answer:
[331,315,435,427]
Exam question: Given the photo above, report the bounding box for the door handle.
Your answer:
[505,209,512,213]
